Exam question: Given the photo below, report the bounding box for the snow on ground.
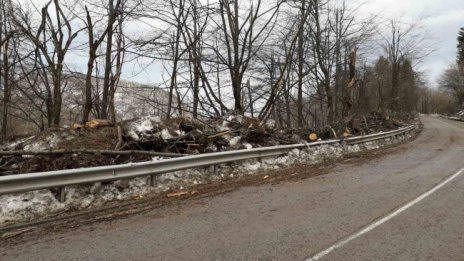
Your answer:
[121,114,278,151]
[23,133,61,152]
[228,136,242,149]
[1,136,35,150]
[0,190,62,224]
[126,116,161,140]
[0,131,413,225]
[457,110,464,119]
[125,116,190,142]
[0,131,75,153]
[243,143,253,149]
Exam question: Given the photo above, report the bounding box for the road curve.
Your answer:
[1,115,464,261]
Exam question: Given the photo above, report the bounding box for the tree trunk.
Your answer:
[167,30,181,119]
[100,0,114,120]
[343,50,356,118]
[51,67,62,126]
[192,0,199,119]
[285,66,292,128]
[1,38,9,136]
[82,51,96,123]
[391,61,400,110]
[82,2,120,123]
[297,1,305,127]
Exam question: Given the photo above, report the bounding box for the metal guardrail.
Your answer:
[441,115,464,122]
[0,125,415,201]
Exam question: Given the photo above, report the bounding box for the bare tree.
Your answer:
[100,0,117,120]
[440,63,464,108]
[11,0,82,126]
[381,19,434,112]
[213,0,283,113]
[99,0,129,121]
[81,0,122,123]
[108,7,126,122]
[0,0,14,135]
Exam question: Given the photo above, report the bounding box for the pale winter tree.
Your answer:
[439,64,464,108]
[11,0,83,126]
[81,0,122,123]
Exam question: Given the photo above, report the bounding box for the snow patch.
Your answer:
[207,144,218,152]
[127,116,161,140]
[136,118,155,132]
[347,144,361,153]
[243,161,261,171]
[161,129,174,140]
[0,190,62,224]
[229,136,241,149]
[23,133,61,152]
[243,143,253,149]
[0,127,416,225]
[1,136,35,150]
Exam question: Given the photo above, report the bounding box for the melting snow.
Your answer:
[229,136,241,149]
[23,133,61,152]
[1,136,35,150]
[243,143,253,149]
[160,129,174,140]
[127,116,161,140]
[0,131,414,225]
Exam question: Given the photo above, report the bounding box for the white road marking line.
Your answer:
[306,168,464,261]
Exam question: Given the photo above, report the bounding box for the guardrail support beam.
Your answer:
[58,187,66,202]
[149,175,156,187]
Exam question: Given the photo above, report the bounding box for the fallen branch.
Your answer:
[0,149,186,157]
[207,130,231,139]
[330,128,338,138]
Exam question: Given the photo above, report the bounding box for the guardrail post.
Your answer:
[149,175,156,187]
[59,187,66,202]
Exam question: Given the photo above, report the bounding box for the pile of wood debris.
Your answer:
[0,113,416,174]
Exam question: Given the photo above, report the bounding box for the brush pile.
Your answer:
[0,113,416,174]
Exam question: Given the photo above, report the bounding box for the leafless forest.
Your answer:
[0,0,463,137]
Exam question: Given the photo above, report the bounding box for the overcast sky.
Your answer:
[358,0,464,86]
[124,0,463,87]
[61,0,464,87]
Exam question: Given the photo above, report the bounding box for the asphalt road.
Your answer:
[1,115,464,261]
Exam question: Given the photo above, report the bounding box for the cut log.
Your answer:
[343,132,351,138]
[308,133,318,141]
[85,119,113,129]
[167,191,189,197]
[73,123,84,130]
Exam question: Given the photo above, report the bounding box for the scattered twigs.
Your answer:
[0,156,16,168]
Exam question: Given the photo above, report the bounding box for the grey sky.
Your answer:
[61,0,464,87]
[358,0,464,86]
[122,0,463,87]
